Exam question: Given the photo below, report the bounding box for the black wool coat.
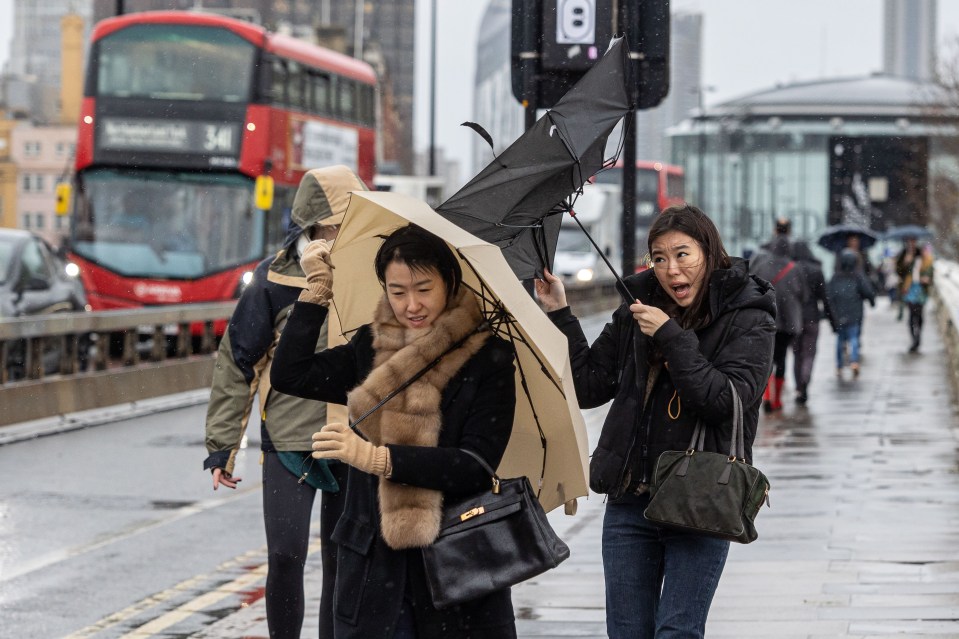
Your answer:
[549,258,777,499]
[271,301,518,639]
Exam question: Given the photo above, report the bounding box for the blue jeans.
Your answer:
[603,492,730,639]
[836,324,861,367]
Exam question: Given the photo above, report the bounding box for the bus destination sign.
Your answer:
[98,117,241,166]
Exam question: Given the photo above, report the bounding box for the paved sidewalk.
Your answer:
[141,298,959,638]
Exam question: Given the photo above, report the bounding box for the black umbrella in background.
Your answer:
[817,223,880,253]
[437,37,632,290]
[883,224,933,241]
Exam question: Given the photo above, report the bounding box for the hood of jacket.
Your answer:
[269,166,367,286]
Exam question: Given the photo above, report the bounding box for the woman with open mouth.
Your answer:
[536,203,776,639]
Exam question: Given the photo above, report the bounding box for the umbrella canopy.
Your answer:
[883,224,933,241]
[817,223,879,253]
[330,190,590,513]
[436,37,632,281]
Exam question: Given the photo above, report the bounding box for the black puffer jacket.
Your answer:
[549,258,776,498]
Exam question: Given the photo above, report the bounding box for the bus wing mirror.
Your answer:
[55,183,72,215]
[255,175,274,211]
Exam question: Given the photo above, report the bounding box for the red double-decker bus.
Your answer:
[593,160,686,218]
[67,11,376,309]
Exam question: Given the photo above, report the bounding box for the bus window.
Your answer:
[311,72,331,116]
[287,61,304,111]
[359,84,375,127]
[339,79,356,122]
[95,24,255,102]
[271,58,288,105]
[667,172,686,200]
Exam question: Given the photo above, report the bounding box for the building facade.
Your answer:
[668,74,958,259]
[5,0,94,123]
[10,123,76,245]
[883,0,937,81]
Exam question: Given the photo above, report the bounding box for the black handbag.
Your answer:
[421,449,571,609]
[644,380,770,544]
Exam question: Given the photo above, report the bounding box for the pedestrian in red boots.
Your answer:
[749,226,809,412]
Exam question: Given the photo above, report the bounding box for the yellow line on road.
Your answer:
[64,538,323,638]
[118,566,268,638]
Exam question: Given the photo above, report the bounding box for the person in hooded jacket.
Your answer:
[204,166,367,639]
[536,204,776,639]
[827,248,876,377]
[749,233,809,412]
[271,224,518,639]
[790,241,833,405]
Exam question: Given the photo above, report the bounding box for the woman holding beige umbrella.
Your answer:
[271,224,519,638]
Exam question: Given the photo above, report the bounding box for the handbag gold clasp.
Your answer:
[460,506,485,522]
[492,477,501,494]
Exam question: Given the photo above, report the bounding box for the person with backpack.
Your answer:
[827,248,876,377]
[749,233,809,412]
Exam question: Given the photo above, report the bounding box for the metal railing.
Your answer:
[0,302,236,425]
[933,260,959,397]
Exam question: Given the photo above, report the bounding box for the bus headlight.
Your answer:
[575,268,594,282]
[241,271,254,287]
[65,262,80,278]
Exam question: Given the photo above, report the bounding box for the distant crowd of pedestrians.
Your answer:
[747,217,934,411]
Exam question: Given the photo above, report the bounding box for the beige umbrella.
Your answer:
[330,190,589,514]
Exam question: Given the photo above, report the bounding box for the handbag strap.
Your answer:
[460,448,501,493]
[686,379,744,460]
[348,320,489,441]
[770,260,796,285]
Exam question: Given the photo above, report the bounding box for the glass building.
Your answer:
[668,73,959,258]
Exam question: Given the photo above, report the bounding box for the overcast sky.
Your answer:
[4,1,959,178]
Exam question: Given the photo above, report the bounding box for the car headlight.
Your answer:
[65,262,80,278]
[241,271,254,287]
[575,268,594,282]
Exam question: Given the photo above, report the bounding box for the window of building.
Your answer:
[22,175,32,192]
[24,141,41,157]
[35,213,45,229]
[36,175,45,192]
[23,213,31,229]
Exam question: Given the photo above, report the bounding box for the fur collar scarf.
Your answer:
[347,287,490,549]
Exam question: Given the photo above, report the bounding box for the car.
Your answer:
[0,228,89,379]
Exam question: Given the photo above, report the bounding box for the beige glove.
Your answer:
[298,239,335,305]
[312,422,391,477]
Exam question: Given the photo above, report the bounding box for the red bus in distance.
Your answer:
[592,160,686,217]
[67,11,376,310]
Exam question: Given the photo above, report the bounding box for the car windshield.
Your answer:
[72,169,261,279]
[0,237,17,284]
[557,228,592,253]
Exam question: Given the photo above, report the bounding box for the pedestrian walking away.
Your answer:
[749,232,809,412]
[895,236,934,353]
[535,204,776,639]
[827,248,876,378]
[203,165,367,639]
[271,224,519,638]
[790,241,833,405]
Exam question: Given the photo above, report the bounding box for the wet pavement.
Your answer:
[5,296,959,638]
[182,297,959,639]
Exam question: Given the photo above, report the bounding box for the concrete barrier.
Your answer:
[932,259,959,398]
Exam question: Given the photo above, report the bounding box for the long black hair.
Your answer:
[374,224,462,297]
[647,204,730,329]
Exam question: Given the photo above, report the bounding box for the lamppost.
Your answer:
[693,85,716,208]
[428,0,437,176]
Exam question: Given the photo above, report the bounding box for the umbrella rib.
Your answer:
[503,314,549,495]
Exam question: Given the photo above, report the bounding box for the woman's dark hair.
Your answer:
[374,224,462,297]
[647,204,730,329]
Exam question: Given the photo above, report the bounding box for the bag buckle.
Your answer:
[460,506,486,522]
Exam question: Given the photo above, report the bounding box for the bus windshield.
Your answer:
[73,169,262,279]
[95,24,256,102]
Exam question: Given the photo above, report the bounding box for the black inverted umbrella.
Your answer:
[817,224,879,253]
[436,37,631,283]
[883,224,933,241]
